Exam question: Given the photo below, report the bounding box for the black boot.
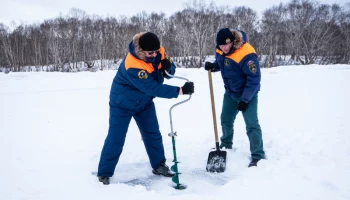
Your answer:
[98,176,110,185]
[152,161,175,177]
[248,159,260,168]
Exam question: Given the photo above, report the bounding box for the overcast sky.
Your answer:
[0,0,348,27]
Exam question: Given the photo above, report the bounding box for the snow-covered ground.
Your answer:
[1,65,350,200]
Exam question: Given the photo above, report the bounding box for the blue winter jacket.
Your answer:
[110,42,179,110]
[211,30,261,103]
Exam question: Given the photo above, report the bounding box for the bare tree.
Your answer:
[231,6,259,37]
[260,3,288,67]
[0,24,15,70]
[335,3,350,63]
[181,0,217,67]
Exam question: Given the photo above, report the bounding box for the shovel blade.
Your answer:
[206,150,227,173]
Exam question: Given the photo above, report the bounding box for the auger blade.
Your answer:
[171,165,178,172]
[172,175,179,183]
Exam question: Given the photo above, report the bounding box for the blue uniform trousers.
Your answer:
[97,100,165,177]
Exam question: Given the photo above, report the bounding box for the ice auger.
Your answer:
[164,70,191,190]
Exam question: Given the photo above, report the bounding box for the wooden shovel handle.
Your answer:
[208,70,219,143]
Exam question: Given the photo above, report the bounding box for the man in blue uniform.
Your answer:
[97,32,194,185]
[204,28,265,167]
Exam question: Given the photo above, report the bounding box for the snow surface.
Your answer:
[1,65,350,200]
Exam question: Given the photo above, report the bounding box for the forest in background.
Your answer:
[1,0,350,72]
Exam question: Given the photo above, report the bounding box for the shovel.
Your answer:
[206,70,227,173]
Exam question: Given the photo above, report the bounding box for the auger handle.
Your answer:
[164,70,192,136]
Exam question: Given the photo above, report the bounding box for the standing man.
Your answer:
[97,32,194,185]
[204,28,265,167]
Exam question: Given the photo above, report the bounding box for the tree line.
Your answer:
[0,0,349,72]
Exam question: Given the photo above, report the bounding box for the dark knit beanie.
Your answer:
[139,32,160,51]
[216,28,234,46]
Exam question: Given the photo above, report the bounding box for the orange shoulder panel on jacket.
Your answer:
[227,43,256,63]
[216,48,224,55]
[124,53,154,73]
[159,46,165,59]
[158,46,166,70]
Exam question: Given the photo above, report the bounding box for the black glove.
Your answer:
[237,101,248,111]
[204,62,215,71]
[160,58,171,72]
[181,82,194,95]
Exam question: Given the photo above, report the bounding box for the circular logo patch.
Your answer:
[138,70,148,79]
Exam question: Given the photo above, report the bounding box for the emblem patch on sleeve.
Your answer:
[247,60,257,74]
[138,70,148,79]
